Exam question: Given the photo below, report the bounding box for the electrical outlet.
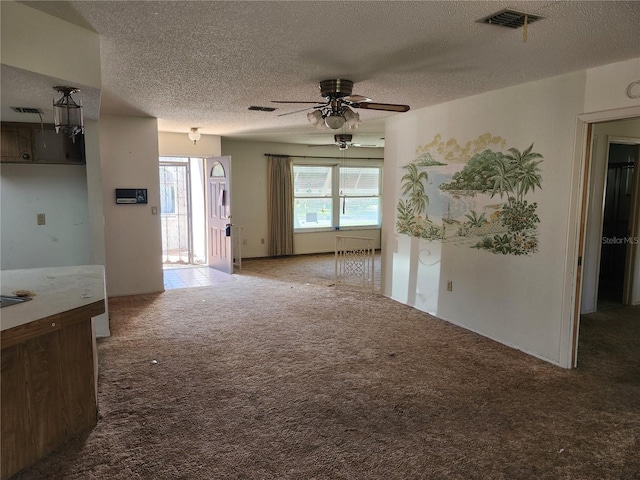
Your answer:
[261,238,265,244]
[37,213,46,225]
[242,239,247,245]
[447,280,453,292]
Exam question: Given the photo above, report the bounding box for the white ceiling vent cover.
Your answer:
[479,9,543,29]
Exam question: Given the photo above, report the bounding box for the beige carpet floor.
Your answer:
[240,252,382,291]
[11,256,640,480]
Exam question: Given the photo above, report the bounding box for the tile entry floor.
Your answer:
[163,265,236,290]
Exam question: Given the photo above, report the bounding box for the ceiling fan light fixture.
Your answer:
[307,110,324,128]
[279,79,409,132]
[324,112,345,130]
[343,107,360,130]
[53,86,84,139]
[188,127,201,145]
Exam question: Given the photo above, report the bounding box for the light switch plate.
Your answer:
[37,213,45,225]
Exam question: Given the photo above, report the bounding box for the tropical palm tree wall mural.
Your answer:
[396,133,544,256]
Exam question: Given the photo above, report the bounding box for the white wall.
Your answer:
[0,1,101,89]
[294,229,381,255]
[158,132,221,158]
[0,164,91,269]
[581,118,640,313]
[100,115,164,296]
[383,71,587,367]
[383,58,640,368]
[84,120,107,266]
[221,139,383,258]
[584,58,640,114]
[221,139,268,258]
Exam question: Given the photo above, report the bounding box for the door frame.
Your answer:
[159,160,193,264]
[568,105,640,368]
[581,135,640,309]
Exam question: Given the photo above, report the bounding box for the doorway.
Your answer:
[159,157,207,266]
[578,119,640,317]
[597,142,640,308]
[571,113,640,368]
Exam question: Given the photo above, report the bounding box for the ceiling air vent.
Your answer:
[479,9,543,29]
[248,106,276,112]
[11,107,43,114]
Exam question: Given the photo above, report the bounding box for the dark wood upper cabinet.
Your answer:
[1,122,85,165]
[32,124,85,164]
[0,122,33,163]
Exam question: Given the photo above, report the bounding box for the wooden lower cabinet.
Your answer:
[1,301,104,479]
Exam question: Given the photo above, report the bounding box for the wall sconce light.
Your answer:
[53,86,84,140]
[188,127,201,145]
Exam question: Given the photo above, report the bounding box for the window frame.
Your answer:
[293,160,382,232]
[293,165,334,229]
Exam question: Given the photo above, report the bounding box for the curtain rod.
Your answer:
[264,153,383,160]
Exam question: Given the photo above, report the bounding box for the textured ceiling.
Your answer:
[5,1,640,147]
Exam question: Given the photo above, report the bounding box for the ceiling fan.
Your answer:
[309,134,380,150]
[272,79,410,130]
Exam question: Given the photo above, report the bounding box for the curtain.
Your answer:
[267,155,294,256]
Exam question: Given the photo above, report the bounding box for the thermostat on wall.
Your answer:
[115,188,148,204]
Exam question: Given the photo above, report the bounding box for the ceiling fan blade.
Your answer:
[351,143,381,148]
[344,95,372,103]
[271,100,323,104]
[308,144,336,147]
[277,106,316,117]
[352,102,410,112]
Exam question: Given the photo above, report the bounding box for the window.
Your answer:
[294,166,332,228]
[339,167,381,227]
[293,164,381,230]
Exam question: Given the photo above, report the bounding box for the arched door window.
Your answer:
[210,162,225,178]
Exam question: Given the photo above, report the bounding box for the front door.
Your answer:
[206,156,232,274]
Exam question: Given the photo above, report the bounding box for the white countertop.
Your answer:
[0,265,106,331]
